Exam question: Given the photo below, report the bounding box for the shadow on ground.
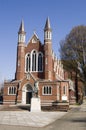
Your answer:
[71,118,86,123]
[0,105,30,111]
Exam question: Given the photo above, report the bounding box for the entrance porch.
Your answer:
[22,84,33,104]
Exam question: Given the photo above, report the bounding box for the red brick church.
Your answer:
[3,18,74,106]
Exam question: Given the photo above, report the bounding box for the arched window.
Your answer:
[32,51,36,71]
[26,57,28,72]
[12,87,14,94]
[47,31,48,39]
[26,54,30,72]
[38,53,43,71]
[25,51,43,72]
[63,86,66,95]
[43,86,52,95]
[43,87,46,94]
[49,87,51,94]
[9,87,11,94]
[47,86,48,94]
[8,86,16,95]
[14,87,16,94]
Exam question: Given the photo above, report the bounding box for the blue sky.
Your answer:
[0,0,86,82]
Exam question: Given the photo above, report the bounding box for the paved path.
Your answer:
[80,99,86,112]
[0,111,66,127]
[0,102,86,130]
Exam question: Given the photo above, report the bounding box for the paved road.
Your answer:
[0,104,86,130]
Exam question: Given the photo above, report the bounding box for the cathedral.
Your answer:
[3,18,72,107]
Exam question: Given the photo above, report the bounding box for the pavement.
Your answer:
[80,100,86,112]
[0,109,67,127]
[0,101,86,129]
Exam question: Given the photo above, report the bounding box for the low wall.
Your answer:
[42,102,69,112]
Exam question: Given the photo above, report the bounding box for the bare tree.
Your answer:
[60,25,86,95]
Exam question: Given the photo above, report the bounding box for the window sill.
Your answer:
[8,94,16,96]
[42,94,52,96]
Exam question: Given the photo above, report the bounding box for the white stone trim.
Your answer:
[42,86,52,95]
[22,83,33,104]
[25,50,43,73]
[8,86,16,95]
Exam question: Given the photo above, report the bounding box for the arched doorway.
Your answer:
[22,84,33,104]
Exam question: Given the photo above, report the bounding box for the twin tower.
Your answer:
[16,17,53,81]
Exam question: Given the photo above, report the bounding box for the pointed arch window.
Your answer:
[14,87,16,94]
[42,86,52,95]
[38,53,43,71]
[8,86,16,95]
[9,87,11,94]
[12,87,14,94]
[49,87,51,94]
[44,86,46,94]
[25,50,43,72]
[26,54,31,72]
[26,57,28,72]
[32,51,37,71]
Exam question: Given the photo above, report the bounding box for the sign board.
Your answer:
[62,95,67,101]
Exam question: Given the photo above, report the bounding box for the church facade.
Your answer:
[3,18,70,106]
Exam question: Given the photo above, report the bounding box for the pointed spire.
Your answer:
[19,19,25,33]
[44,17,51,31]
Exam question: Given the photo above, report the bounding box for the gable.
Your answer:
[27,32,42,45]
[20,72,37,90]
[31,35,38,43]
[25,32,44,53]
